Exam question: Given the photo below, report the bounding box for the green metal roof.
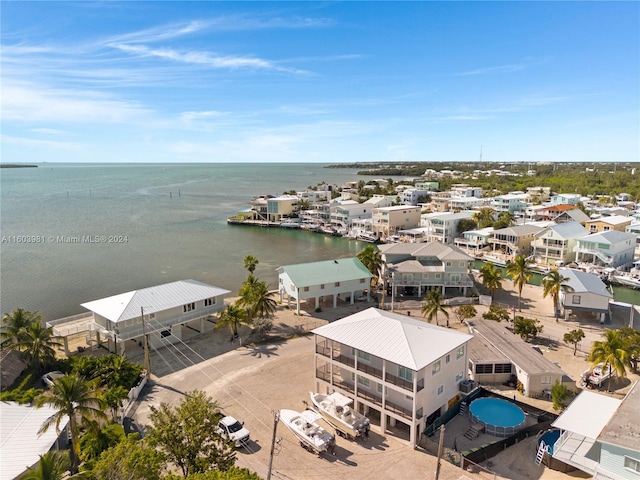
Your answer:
[277,257,372,288]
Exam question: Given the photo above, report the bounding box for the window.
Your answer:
[183,302,195,313]
[475,364,493,374]
[149,313,156,320]
[357,375,370,387]
[437,385,444,396]
[303,286,309,292]
[457,346,465,359]
[572,295,581,305]
[446,261,452,267]
[360,278,365,283]
[377,383,383,393]
[494,364,513,374]
[455,371,464,382]
[624,456,640,473]
[432,360,441,375]
[435,273,441,279]
[204,298,216,307]
[320,284,325,290]
[445,354,450,364]
[459,261,466,267]
[335,282,340,287]
[357,350,371,362]
[541,375,551,385]
[405,395,413,401]
[399,366,413,382]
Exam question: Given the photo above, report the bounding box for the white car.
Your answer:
[217,415,250,448]
[41,371,64,387]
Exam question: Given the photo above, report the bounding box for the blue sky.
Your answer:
[2,1,638,164]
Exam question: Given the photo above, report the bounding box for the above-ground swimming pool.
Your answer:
[536,429,576,472]
[469,397,526,437]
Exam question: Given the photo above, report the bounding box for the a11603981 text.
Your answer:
[1,235,129,244]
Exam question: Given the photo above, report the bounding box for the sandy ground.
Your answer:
[126,279,638,480]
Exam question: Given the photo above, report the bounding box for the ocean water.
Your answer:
[0,163,371,320]
[2,163,638,321]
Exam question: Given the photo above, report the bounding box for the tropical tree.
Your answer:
[456,219,478,236]
[242,255,259,276]
[506,254,532,311]
[479,263,503,299]
[452,305,477,324]
[421,289,449,327]
[563,329,586,356]
[96,354,144,390]
[619,327,640,372]
[103,385,130,421]
[1,307,41,344]
[21,450,70,480]
[588,329,630,392]
[7,322,62,373]
[493,211,514,229]
[472,208,495,228]
[542,269,575,322]
[514,316,543,341]
[91,433,164,480]
[239,277,277,322]
[215,304,251,339]
[35,373,106,474]
[357,244,383,288]
[482,305,510,322]
[79,422,126,466]
[551,380,572,411]
[146,390,235,478]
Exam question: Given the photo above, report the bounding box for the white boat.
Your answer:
[357,232,378,243]
[309,391,370,439]
[279,409,336,455]
[612,274,640,290]
[580,362,613,387]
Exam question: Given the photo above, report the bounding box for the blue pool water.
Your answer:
[470,398,525,429]
[538,429,561,454]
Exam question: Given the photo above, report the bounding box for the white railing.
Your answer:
[46,311,94,326]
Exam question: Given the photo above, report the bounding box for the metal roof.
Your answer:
[380,241,474,262]
[469,319,567,376]
[538,221,588,239]
[276,257,372,288]
[1,402,69,480]
[559,268,612,298]
[312,307,472,370]
[81,279,231,323]
[492,224,544,236]
[579,229,637,244]
[598,380,640,451]
[552,390,621,439]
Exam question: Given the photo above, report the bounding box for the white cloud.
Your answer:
[457,63,527,76]
[1,134,81,150]
[180,110,231,122]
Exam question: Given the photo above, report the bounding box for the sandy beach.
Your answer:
[127,277,638,480]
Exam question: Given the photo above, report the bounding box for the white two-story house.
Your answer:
[421,211,476,245]
[531,222,589,267]
[47,279,231,354]
[313,308,473,447]
[277,258,373,314]
[573,230,637,269]
[372,205,422,238]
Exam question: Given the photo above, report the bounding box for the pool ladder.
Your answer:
[535,441,549,466]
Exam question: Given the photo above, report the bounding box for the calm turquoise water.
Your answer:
[2,164,637,321]
[1,163,374,320]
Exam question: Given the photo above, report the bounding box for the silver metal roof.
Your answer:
[559,268,612,297]
[81,279,231,323]
[312,307,472,370]
[1,402,69,480]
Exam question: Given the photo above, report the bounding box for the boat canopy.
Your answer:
[325,392,354,408]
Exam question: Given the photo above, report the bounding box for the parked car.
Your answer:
[216,415,250,448]
[41,371,64,387]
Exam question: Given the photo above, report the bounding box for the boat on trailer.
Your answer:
[279,409,336,455]
[309,391,370,439]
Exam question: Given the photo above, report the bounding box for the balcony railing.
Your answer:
[335,354,355,368]
[356,389,383,407]
[316,345,331,357]
[385,399,414,420]
[385,372,413,392]
[417,378,424,392]
[356,363,383,379]
[316,367,331,383]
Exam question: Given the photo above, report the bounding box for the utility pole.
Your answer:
[141,306,151,379]
[266,410,280,480]
[434,425,445,480]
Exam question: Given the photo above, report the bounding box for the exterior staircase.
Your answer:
[535,442,549,465]
[464,424,484,440]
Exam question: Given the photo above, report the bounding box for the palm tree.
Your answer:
[22,451,70,480]
[215,304,251,339]
[248,281,277,320]
[472,208,495,228]
[588,329,630,392]
[243,255,259,276]
[7,322,62,373]
[542,269,574,322]
[479,263,503,299]
[357,245,383,288]
[1,307,40,344]
[421,289,449,327]
[36,373,106,474]
[506,254,532,311]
